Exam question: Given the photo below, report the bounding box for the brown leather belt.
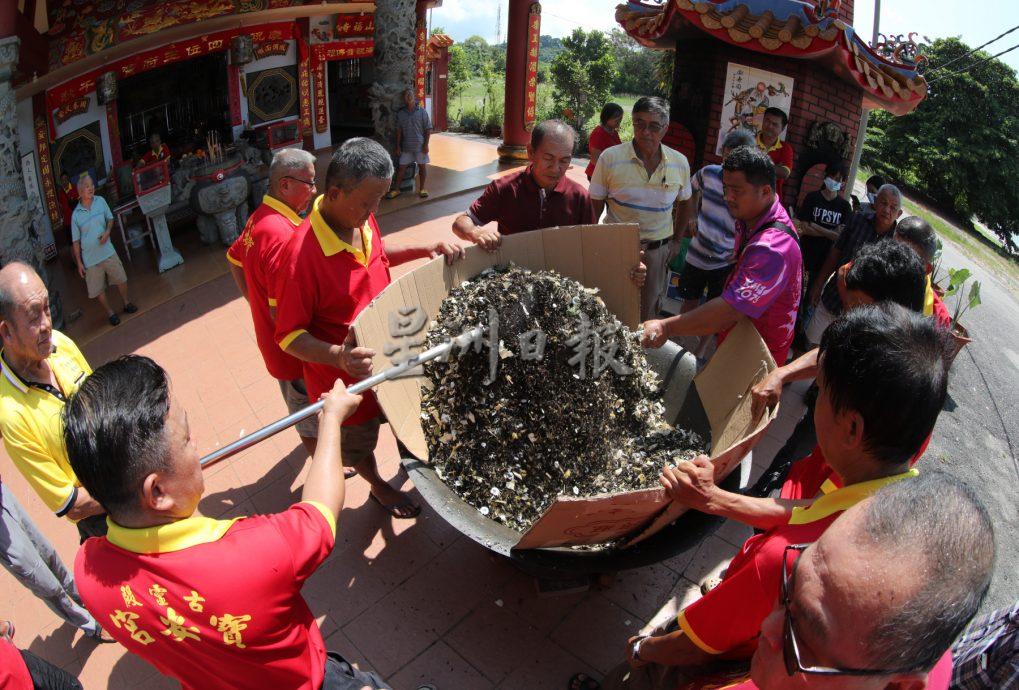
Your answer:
[641,238,670,251]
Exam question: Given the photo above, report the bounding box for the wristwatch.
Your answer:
[631,636,648,662]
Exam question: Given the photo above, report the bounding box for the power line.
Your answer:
[927,40,1019,84]
[927,23,1019,74]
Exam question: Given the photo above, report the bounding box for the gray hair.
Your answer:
[722,129,755,152]
[76,174,94,192]
[268,148,316,192]
[632,96,670,124]
[860,470,994,672]
[530,119,575,151]
[325,138,394,193]
[876,183,903,206]
[0,261,38,322]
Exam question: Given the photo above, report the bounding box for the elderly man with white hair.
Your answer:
[70,174,137,326]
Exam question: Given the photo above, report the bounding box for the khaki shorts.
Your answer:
[85,254,127,299]
[278,379,319,439]
[340,416,381,467]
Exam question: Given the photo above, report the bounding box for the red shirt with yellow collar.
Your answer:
[74,502,335,690]
[227,196,305,381]
[677,471,918,659]
[756,132,793,201]
[141,143,171,165]
[273,196,389,425]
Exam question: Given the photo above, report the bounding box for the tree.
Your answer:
[550,28,618,132]
[447,44,470,110]
[862,37,1019,252]
[608,28,661,96]
[462,35,492,76]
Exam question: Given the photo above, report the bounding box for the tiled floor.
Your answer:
[0,134,806,689]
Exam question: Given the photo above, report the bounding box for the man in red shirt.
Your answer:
[274,137,463,519]
[594,302,951,688]
[140,132,171,166]
[893,216,952,329]
[227,148,329,461]
[65,356,407,690]
[452,119,595,249]
[674,471,993,690]
[755,108,793,202]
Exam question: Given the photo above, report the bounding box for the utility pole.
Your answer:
[846,0,881,198]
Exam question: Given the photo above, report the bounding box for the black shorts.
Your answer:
[676,263,734,301]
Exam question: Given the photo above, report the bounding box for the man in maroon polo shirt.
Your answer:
[452,119,595,248]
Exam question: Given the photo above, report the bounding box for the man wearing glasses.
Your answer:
[590,303,951,689]
[590,96,693,321]
[228,148,325,460]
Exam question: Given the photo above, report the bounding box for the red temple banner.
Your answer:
[54,97,90,125]
[105,100,123,183]
[414,18,427,105]
[228,63,242,126]
[310,40,374,68]
[46,22,300,135]
[335,13,375,37]
[33,115,62,228]
[524,3,541,130]
[299,50,313,132]
[314,61,328,133]
[254,40,290,59]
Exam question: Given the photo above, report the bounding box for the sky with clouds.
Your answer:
[428,0,1019,75]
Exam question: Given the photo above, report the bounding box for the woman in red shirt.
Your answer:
[585,102,623,180]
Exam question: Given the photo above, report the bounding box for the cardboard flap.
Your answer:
[514,486,669,550]
[352,223,641,461]
[693,318,776,458]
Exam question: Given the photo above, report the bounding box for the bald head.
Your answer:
[0,262,44,322]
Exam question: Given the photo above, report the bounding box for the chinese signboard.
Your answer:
[33,116,61,228]
[414,18,427,106]
[715,62,794,155]
[309,40,374,65]
[54,97,90,125]
[336,13,375,37]
[525,3,542,131]
[254,41,290,60]
[314,61,328,133]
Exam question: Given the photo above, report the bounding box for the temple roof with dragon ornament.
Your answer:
[614,0,929,115]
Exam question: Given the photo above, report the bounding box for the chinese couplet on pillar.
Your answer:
[314,61,327,133]
[33,116,61,228]
[105,100,124,180]
[524,3,541,131]
[415,18,427,106]
[228,64,242,126]
[299,51,313,133]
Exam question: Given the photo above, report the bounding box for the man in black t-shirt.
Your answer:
[796,163,853,293]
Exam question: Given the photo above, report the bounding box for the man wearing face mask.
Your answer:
[796,163,852,300]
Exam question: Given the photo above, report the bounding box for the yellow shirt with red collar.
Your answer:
[273,195,390,425]
[677,470,918,659]
[74,502,336,690]
[0,330,91,517]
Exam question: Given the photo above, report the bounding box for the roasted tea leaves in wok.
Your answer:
[421,266,707,533]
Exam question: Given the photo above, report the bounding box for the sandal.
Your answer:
[700,572,725,595]
[418,190,429,198]
[369,492,421,519]
[569,672,600,690]
[1,620,14,642]
[385,190,401,199]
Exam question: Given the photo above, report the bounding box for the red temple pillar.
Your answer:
[499,0,538,162]
[431,48,449,131]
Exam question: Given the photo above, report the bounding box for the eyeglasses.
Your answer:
[633,120,665,133]
[781,544,914,678]
[284,176,317,189]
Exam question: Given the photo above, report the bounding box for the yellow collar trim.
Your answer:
[923,275,935,316]
[788,469,919,525]
[262,195,303,227]
[756,132,783,153]
[309,195,372,265]
[106,515,240,554]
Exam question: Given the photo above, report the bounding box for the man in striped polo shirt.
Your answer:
[590,96,693,321]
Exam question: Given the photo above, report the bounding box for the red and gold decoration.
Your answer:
[33,115,61,228]
[310,40,374,64]
[254,41,290,59]
[335,13,375,37]
[414,17,427,105]
[45,22,300,137]
[314,61,328,133]
[299,45,312,134]
[105,100,124,187]
[228,63,242,126]
[524,3,542,131]
[54,97,90,126]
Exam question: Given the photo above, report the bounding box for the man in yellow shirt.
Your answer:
[0,262,106,541]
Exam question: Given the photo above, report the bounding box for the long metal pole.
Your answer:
[846,1,882,197]
[199,325,485,469]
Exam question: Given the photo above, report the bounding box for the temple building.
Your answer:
[615,0,929,206]
[2,0,449,324]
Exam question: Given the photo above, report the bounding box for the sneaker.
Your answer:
[124,302,138,314]
[109,313,121,326]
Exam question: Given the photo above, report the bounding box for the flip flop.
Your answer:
[385,190,401,199]
[1,620,14,642]
[369,492,421,519]
[418,190,429,198]
[568,673,600,690]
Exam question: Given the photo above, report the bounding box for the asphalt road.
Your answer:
[925,235,1019,614]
